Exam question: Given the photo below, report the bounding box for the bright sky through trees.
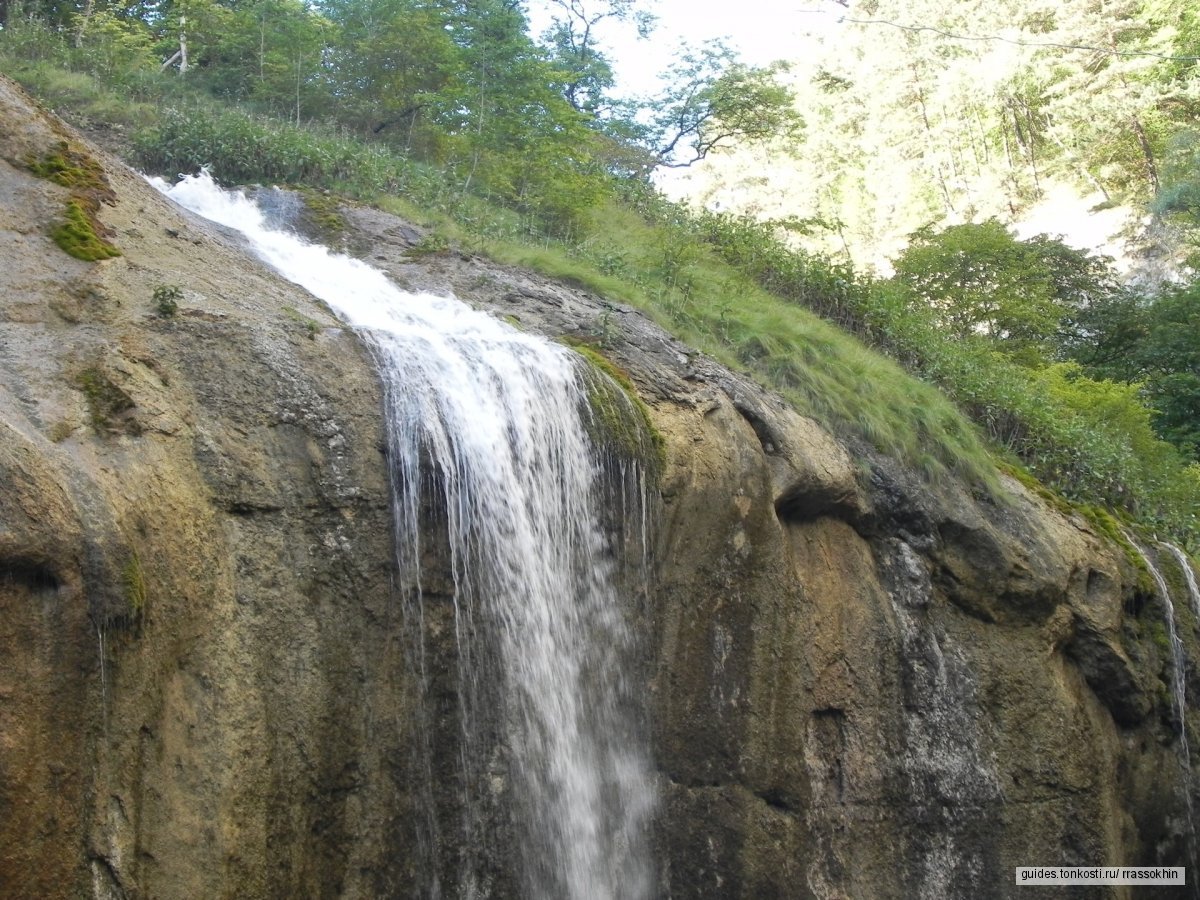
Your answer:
[524,0,842,96]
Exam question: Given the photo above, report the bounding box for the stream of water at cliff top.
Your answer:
[154,172,656,900]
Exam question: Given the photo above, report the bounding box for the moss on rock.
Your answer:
[299,189,348,243]
[73,365,139,435]
[52,198,121,260]
[26,141,114,198]
[25,140,120,261]
[562,338,666,481]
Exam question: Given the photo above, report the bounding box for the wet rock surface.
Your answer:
[1,75,1196,898]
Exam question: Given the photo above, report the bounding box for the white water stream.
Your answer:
[1165,544,1200,619]
[155,173,655,899]
[1123,534,1189,754]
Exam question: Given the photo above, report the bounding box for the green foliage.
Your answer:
[1063,280,1200,460]
[1157,130,1200,228]
[891,219,1121,358]
[651,43,803,168]
[689,210,867,328]
[130,104,404,189]
[679,205,1199,545]
[72,6,157,81]
[322,0,458,142]
[406,231,451,257]
[122,551,147,624]
[192,0,333,123]
[153,284,182,316]
[281,306,321,339]
[6,13,1198,547]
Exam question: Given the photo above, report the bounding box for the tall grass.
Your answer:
[3,38,1195,546]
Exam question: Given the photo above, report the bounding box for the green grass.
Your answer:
[122,550,147,624]
[6,49,1197,546]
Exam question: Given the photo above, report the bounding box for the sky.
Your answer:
[524,0,845,98]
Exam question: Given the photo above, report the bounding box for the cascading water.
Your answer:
[1165,543,1200,619]
[1124,534,1188,752]
[154,173,656,899]
[1123,532,1196,875]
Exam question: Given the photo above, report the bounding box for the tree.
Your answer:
[1064,283,1200,459]
[323,0,460,145]
[539,0,653,114]
[649,42,803,168]
[182,0,333,121]
[891,218,1124,360]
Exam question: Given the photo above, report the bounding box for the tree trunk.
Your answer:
[179,15,189,75]
[1129,114,1160,193]
[73,0,95,49]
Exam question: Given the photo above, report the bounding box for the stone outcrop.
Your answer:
[1,74,1196,898]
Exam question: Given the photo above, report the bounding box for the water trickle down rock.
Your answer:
[1125,533,1195,861]
[1164,543,1200,619]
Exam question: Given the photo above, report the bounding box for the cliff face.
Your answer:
[0,74,1195,899]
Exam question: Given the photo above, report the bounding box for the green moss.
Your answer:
[26,141,121,261]
[122,551,147,624]
[300,189,348,244]
[51,198,121,260]
[73,366,138,435]
[996,460,1074,515]
[26,141,112,195]
[1149,617,1170,653]
[1080,504,1157,596]
[561,337,666,480]
[48,420,75,443]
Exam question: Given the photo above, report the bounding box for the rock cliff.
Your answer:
[1,74,1196,898]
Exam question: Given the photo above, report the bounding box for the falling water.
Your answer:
[155,173,656,899]
[1164,543,1200,619]
[96,622,108,740]
[1123,531,1196,872]
[1124,533,1188,751]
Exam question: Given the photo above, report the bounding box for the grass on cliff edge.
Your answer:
[14,54,1200,547]
[485,200,999,490]
[0,55,1082,504]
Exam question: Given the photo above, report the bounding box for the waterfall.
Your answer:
[1123,532,1195,867]
[1124,534,1188,750]
[154,173,656,899]
[1164,543,1200,619]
